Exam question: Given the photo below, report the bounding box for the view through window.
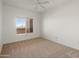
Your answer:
[16,17,33,34]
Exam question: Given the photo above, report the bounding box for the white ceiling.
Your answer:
[3,0,69,13]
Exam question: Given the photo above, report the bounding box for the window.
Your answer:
[16,17,33,34]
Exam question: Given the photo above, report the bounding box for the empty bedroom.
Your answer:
[0,0,79,58]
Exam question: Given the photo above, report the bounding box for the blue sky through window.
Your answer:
[16,18,25,26]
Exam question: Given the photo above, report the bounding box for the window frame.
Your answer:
[16,17,33,35]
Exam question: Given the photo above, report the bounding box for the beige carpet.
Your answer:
[1,38,79,58]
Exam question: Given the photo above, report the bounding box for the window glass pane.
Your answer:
[16,18,26,34]
[29,18,33,33]
[26,18,33,33]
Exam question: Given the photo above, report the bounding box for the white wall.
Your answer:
[2,5,41,44]
[0,0,2,53]
[42,0,79,49]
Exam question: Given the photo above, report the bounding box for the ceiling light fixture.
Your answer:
[36,0,49,9]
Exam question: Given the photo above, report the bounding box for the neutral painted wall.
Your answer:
[2,5,41,44]
[0,0,2,53]
[42,0,79,49]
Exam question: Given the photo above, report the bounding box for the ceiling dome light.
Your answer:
[36,0,49,9]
